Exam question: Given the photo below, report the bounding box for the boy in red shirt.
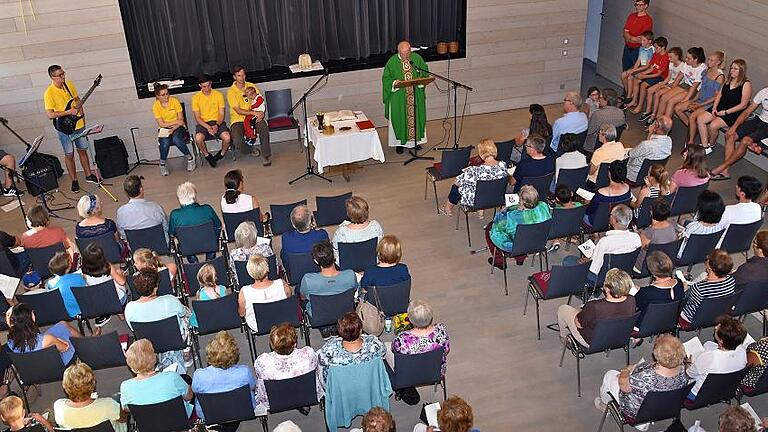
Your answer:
[625,37,669,111]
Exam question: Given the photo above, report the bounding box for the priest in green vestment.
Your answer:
[382,41,429,153]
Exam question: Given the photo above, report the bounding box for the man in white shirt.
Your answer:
[116,175,169,239]
[721,176,764,226]
[550,91,588,154]
[625,115,673,183]
[686,316,747,399]
[711,87,768,179]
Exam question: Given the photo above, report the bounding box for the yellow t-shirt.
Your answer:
[152,96,183,124]
[226,82,261,125]
[43,79,85,130]
[191,89,225,123]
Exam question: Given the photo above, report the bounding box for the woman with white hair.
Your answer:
[75,193,128,260]
[486,185,551,268]
[229,221,274,283]
[168,182,221,262]
[238,254,291,333]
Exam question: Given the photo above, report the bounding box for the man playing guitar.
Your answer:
[43,65,99,192]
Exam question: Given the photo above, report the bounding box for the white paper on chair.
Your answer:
[576,188,595,201]
[157,128,171,138]
[683,337,705,358]
[256,236,271,247]
[740,402,762,429]
[424,402,441,427]
[0,275,19,299]
[578,239,596,259]
[505,194,520,208]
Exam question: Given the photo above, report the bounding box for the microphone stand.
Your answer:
[409,61,473,151]
[288,71,332,185]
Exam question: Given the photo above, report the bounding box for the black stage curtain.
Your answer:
[119,0,463,84]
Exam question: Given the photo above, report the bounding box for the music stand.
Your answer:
[127,126,159,174]
[15,133,76,221]
[394,77,435,165]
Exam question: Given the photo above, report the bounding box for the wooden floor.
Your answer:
[2,72,768,431]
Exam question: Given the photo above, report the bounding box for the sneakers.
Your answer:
[159,164,169,176]
[643,116,655,127]
[186,157,195,172]
[262,156,272,167]
[213,151,224,162]
[546,242,561,253]
[638,112,652,122]
[71,180,80,192]
[85,174,99,184]
[2,186,23,197]
[205,154,217,168]
[94,315,111,327]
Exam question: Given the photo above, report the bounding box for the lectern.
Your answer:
[394,76,435,165]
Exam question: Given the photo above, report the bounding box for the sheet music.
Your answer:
[424,402,441,427]
[505,194,520,208]
[578,239,596,259]
[0,274,20,299]
[683,337,705,358]
[576,188,595,201]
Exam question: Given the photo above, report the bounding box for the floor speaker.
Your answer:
[94,136,129,179]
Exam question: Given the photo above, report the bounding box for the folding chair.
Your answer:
[270,200,307,236]
[559,312,639,396]
[670,183,709,217]
[263,371,323,432]
[495,140,514,165]
[265,89,301,144]
[573,130,588,153]
[632,300,682,342]
[181,255,229,297]
[491,220,552,296]
[7,346,66,411]
[75,233,123,264]
[375,279,411,317]
[222,208,264,241]
[675,230,725,272]
[71,331,126,370]
[283,252,320,286]
[0,296,9,331]
[308,288,356,329]
[678,291,741,334]
[593,249,641,291]
[633,194,674,230]
[389,349,447,400]
[233,255,278,286]
[25,242,65,279]
[191,294,247,365]
[174,221,222,260]
[16,290,71,326]
[54,421,115,432]
[583,200,631,236]
[131,316,188,356]
[197,385,262,429]
[683,368,749,410]
[128,396,192,432]
[314,192,353,227]
[731,282,768,326]
[626,156,670,188]
[599,383,693,432]
[0,250,20,278]
[525,263,590,340]
[457,177,507,247]
[555,166,589,192]
[71,280,125,334]
[633,241,680,279]
[720,220,763,256]
[615,124,627,141]
[338,237,378,272]
[593,163,611,189]
[127,269,175,300]
[124,224,170,256]
[739,369,768,402]
[425,147,472,213]
[252,296,307,353]
[520,172,555,201]
[547,205,588,249]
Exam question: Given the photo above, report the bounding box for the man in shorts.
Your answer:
[710,86,768,180]
[0,149,23,197]
[192,74,231,168]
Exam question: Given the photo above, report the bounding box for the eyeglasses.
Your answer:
[52,72,65,78]
[158,92,169,97]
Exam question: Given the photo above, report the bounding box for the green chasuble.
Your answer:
[382,52,429,144]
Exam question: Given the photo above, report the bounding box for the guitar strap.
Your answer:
[62,81,74,99]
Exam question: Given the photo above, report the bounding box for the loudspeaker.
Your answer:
[94,136,129,179]
[22,163,58,196]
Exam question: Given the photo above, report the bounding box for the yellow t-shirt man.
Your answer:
[44,79,85,130]
[152,96,183,124]
[191,90,226,123]
[226,82,262,126]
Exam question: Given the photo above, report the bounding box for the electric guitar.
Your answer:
[52,74,102,135]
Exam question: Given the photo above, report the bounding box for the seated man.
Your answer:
[0,149,23,197]
[625,115,673,183]
[116,175,169,240]
[280,205,329,262]
[687,315,747,400]
[720,176,764,226]
[192,74,231,168]
[299,240,357,318]
[509,135,554,193]
[584,88,626,154]
[587,124,627,184]
[550,91,588,154]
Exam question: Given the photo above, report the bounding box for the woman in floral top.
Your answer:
[440,138,508,215]
[229,221,274,283]
[742,337,768,389]
[317,312,385,383]
[487,185,551,267]
[392,300,450,376]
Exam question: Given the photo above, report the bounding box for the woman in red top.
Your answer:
[622,0,654,74]
[21,205,76,257]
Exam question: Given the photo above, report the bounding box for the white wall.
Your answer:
[584,0,604,63]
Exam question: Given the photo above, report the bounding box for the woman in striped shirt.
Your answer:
[679,249,735,324]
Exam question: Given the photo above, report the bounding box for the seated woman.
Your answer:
[413,395,479,432]
[124,269,191,370]
[514,104,552,162]
[331,196,383,260]
[54,362,127,432]
[299,241,357,318]
[598,334,688,421]
[743,335,768,391]
[20,205,76,256]
[584,160,632,227]
[317,312,385,383]
[168,182,221,263]
[192,331,258,421]
[151,83,195,175]
[554,133,587,185]
[671,144,709,188]
[732,231,768,286]
[80,243,128,326]
[687,315,747,400]
[120,339,193,417]
[229,221,274,284]
[653,47,707,126]
[672,51,725,139]
[680,250,736,325]
[254,323,323,411]
[677,190,725,258]
[189,263,227,329]
[132,247,177,286]
[634,199,677,271]
[238,254,291,333]
[221,169,265,216]
[6,303,80,365]
[360,235,410,288]
[74,194,123,252]
[634,251,684,326]
[633,164,675,210]
[439,138,507,216]
[486,185,551,268]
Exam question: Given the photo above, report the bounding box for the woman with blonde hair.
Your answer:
[238,254,291,333]
[54,362,127,431]
[440,138,507,216]
[132,247,178,283]
[189,263,227,328]
[633,164,675,210]
[360,235,410,288]
[331,196,384,259]
[673,50,725,141]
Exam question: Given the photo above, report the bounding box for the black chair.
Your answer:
[556,166,590,192]
[520,172,555,202]
[308,288,356,328]
[263,371,322,432]
[270,200,307,236]
[457,177,508,247]
[739,369,768,401]
[131,315,187,354]
[583,200,631,235]
[593,249,641,290]
[175,221,221,258]
[547,205,588,247]
[525,263,590,340]
[71,280,125,334]
[197,385,261,428]
[265,89,302,145]
[0,296,9,331]
[633,240,681,279]
[338,237,378,272]
[633,194,674,230]
[599,383,694,432]
[222,208,264,241]
[626,156,670,187]
[683,368,749,410]
[71,331,126,370]
[491,220,552,296]
[127,269,175,300]
[182,255,229,297]
[675,230,724,271]
[54,421,115,432]
[678,291,741,333]
[124,224,170,256]
[0,250,18,277]
[594,163,611,189]
[670,183,709,217]
[495,140,514,165]
[128,396,192,432]
[721,220,763,256]
[233,255,278,286]
[252,296,307,352]
[390,349,446,400]
[374,279,411,317]
[559,312,639,396]
[573,130,588,153]
[283,252,320,286]
[75,233,122,264]
[314,192,352,227]
[732,282,768,319]
[615,124,627,141]
[16,290,71,326]
[425,147,472,213]
[633,300,682,341]
[191,294,244,365]
[26,242,65,279]
[7,346,66,411]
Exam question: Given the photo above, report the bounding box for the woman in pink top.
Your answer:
[671,145,709,190]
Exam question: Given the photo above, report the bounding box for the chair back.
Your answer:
[615,124,627,141]
[197,385,256,425]
[437,147,472,178]
[594,248,641,288]
[687,291,741,331]
[521,172,555,201]
[264,89,294,120]
[677,230,724,267]
[583,312,639,354]
[127,396,190,432]
[0,296,9,331]
[7,346,66,385]
[547,205,588,240]
[314,192,353,227]
[182,255,228,297]
[222,209,263,241]
[470,177,507,211]
[584,201,615,234]
[54,420,115,432]
[283,252,320,286]
[131,316,186,353]
[508,220,552,257]
[75,233,122,264]
[253,295,303,336]
[234,255,278,286]
[374,279,411,316]
[192,294,241,336]
[685,368,748,410]
[556,166,589,191]
[745,368,768,398]
[721,220,763,254]
[574,130,588,153]
[16,290,70,326]
[175,221,219,256]
[338,238,378,272]
[634,300,682,339]
[732,282,768,317]
[541,263,590,299]
[26,242,65,279]
[495,140,514,165]
[71,331,126,370]
[270,200,308,236]
[127,269,174,300]
[670,183,709,216]
[0,250,17,277]
[594,163,611,189]
[391,349,444,390]
[633,383,694,425]
[309,288,356,328]
[633,157,670,186]
[264,370,320,414]
[124,224,169,256]
[635,240,680,278]
[71,280,124,320]
[634,194,674,230]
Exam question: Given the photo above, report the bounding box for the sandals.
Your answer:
[709,172,731,181]
[438,204,453,216]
